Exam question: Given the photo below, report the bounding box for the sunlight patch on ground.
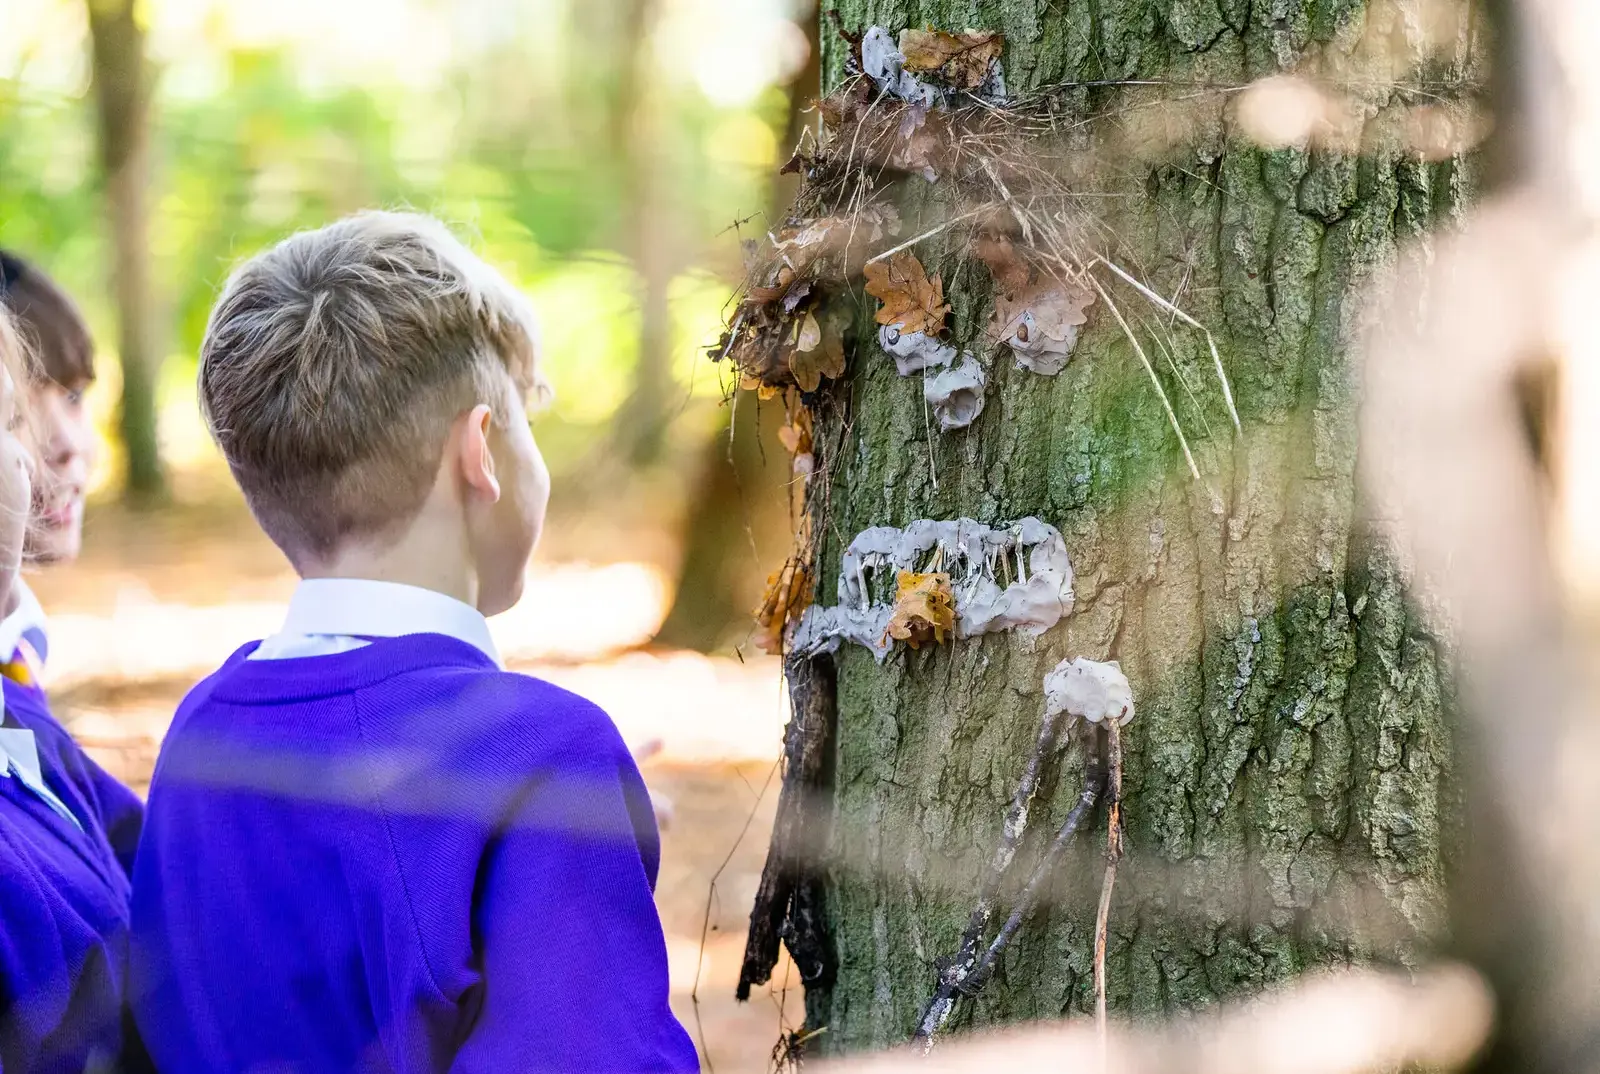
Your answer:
[41,561,673,687]
[533,650,786,764]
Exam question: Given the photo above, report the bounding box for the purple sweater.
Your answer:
[130,635,697,1073]
[0,676,145,1074]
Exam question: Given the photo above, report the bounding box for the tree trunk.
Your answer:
[656,4,823,652]
[653,393,794,652]
[87,0,164,503]
[744,0,1479,1054]
[610,0,678,466]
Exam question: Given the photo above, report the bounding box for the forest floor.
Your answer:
[32,472,803,1073]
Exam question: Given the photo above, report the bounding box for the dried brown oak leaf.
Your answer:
[818,76,873,131]
[865,252,949,337]
[753,562,812,655]
[788,312,846,392]
[748,265,801,305]
[884,570,956,649]
[899,29,1003,90]
[993,276,1095,344]
[772,208,902,275]
[886,104,944,181]
[777,404,813,456]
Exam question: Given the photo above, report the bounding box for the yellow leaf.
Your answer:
[884,570,956,649]
[753,562,812,655]
[794,311,822,352]
[818,322,846,381]
[741,370,780,399]
[790,312,847,392]
[777,406,813,456]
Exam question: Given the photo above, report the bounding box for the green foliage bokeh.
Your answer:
[0,0,795,479]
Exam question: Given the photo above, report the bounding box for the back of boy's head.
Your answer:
[200,211,550,567]
[0,251,95,388]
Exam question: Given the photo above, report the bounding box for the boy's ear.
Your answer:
[460,404,501,503]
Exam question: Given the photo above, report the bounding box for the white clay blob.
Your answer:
[1007,311,1080,375]
[924,355,987,430]
[1043,657,1135,726]
[861,27,942,108]
[879,323,956,375]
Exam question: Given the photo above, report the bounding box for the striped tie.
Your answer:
[0,630,44,690]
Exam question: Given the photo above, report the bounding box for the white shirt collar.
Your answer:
[0,722,80,830]
[0,580,48,668]
[268,579,503,668]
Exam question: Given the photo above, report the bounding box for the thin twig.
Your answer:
[1088,274,1204,482]
[694,759,781,1074]
[980,156,1033,244]
[864,207,990,265]
[718,309,748,363]
[1088,256,1241,433]
[1094,721,1125,1072]
[965,749,1107,986]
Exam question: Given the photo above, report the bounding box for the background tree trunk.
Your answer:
[772,0,1479,1053]
[656,5,821,652]
[653,392,794,652]
[610,0,678,467]
[87,0,165,503]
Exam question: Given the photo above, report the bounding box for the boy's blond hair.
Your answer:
[200,211,550,565]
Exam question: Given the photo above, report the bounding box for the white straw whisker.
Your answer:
[1089,275,1203,483]
[1087,256,1242,432]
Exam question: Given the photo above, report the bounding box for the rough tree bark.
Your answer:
[743,0,1481,1055]
[87,0,165,502]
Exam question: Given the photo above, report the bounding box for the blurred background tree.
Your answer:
[86,0,162,501]
[0,0,815,643]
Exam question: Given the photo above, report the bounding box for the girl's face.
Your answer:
[0,363,32,612]
[25,379,94,564]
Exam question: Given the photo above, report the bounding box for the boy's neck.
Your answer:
[301,527,480,612]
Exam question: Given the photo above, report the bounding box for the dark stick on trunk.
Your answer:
[914,729,1108,1048]
[737,652,838,1000]
[912,708,1068,1042]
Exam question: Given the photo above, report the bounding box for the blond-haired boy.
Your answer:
[129,212,698,1073]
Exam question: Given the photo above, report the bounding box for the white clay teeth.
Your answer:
[790,517,1074,661]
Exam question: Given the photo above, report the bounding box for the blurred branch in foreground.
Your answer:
[1362,0,1600,1067]
[824,965,1492,1074]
